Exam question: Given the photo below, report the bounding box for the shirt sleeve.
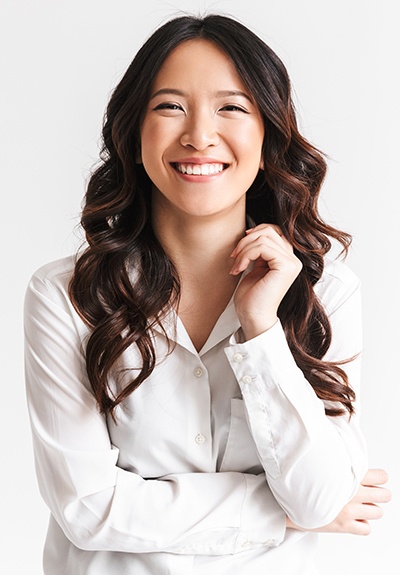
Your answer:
[224,266,368,530]
[24,266,286,555]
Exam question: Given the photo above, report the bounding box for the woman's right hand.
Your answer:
[286,468,391,535]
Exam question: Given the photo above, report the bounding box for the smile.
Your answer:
[172,162,227,176]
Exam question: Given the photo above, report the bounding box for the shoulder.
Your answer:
[314,255,361,316]
[29,255,75,291]
[24,256,92,357]
[25,255,76,312]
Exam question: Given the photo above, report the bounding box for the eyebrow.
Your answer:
[150,88,253,103]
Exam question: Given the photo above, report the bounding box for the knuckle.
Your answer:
[288,257,303,275]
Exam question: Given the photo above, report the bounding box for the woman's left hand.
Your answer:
[286,468,391,535]
[230,223,302,340]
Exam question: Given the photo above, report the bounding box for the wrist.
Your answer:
[239,315,278,341]
[286,516,304,531]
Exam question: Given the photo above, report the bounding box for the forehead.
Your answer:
[151,39,249,94]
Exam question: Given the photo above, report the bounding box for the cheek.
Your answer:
[140,118,169,163]
[235,124,264,156]
[140,124,157,164]
[141,123,182,182]
[140,123,173,188]
[251,124,265,153]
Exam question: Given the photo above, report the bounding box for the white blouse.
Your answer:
[24,255,368,574]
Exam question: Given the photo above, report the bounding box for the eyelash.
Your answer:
[153,103,183,111]
[153,103,248,113]
[220,105,248,113]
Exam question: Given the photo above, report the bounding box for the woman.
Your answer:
[24,14,390,575]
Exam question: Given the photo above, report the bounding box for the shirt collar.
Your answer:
[151,268,253,356]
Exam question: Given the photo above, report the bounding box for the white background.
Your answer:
[1,0,398,573]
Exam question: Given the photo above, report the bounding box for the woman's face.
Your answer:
[140,39,265,220]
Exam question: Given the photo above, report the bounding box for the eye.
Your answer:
[153,102,184,112]
[219,104,249,113]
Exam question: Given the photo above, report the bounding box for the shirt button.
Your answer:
[242,374,252,385]
[193,366,203,378]
[195,433,205,444]
[233,352,244,362]
[264,539,276,546]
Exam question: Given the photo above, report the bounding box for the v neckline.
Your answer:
[152,267,252,356]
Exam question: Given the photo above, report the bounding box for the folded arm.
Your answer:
[24,266,286,554]
[226,263,368,529]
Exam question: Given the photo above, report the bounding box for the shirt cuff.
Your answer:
[234,474,286,553]
[224,321,327,479]
[225,319,311,392]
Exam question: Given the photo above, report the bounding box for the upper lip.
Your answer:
[171,157,229,165]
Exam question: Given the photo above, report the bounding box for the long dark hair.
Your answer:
[69,14,355,418]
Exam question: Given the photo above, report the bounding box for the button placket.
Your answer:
[189,360,210,457]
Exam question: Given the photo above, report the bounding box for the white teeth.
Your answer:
[176,163,225,175]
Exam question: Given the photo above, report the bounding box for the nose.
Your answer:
[180,110,220,150]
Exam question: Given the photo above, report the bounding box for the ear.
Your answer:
[259,156,264,170]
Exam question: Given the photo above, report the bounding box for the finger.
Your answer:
[230,240,297,276]
[321,515,372,536]
[360,485,392,504]
[245,225,291,250]
[230,245,276,276]
[352,483,392,505]
[231,225,292,258]
[352,520,372,536]
[362,468,389,487]
[357,503,385,521]
[339,502,384,526]
[245,223,284,237]
[231,236,292,273]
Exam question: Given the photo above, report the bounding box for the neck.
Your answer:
[151,198,247,351]
[152,208,247,277]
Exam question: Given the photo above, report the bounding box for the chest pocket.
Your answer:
[219,398,263,474]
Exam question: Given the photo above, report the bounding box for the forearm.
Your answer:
[32,427,286,554]
[225,321,367,529]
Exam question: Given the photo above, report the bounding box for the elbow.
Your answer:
[275,445,368,530]
[53,499,111,552]
[287,504,342,531]
[59,517,100,552]
[282,471,361,531]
